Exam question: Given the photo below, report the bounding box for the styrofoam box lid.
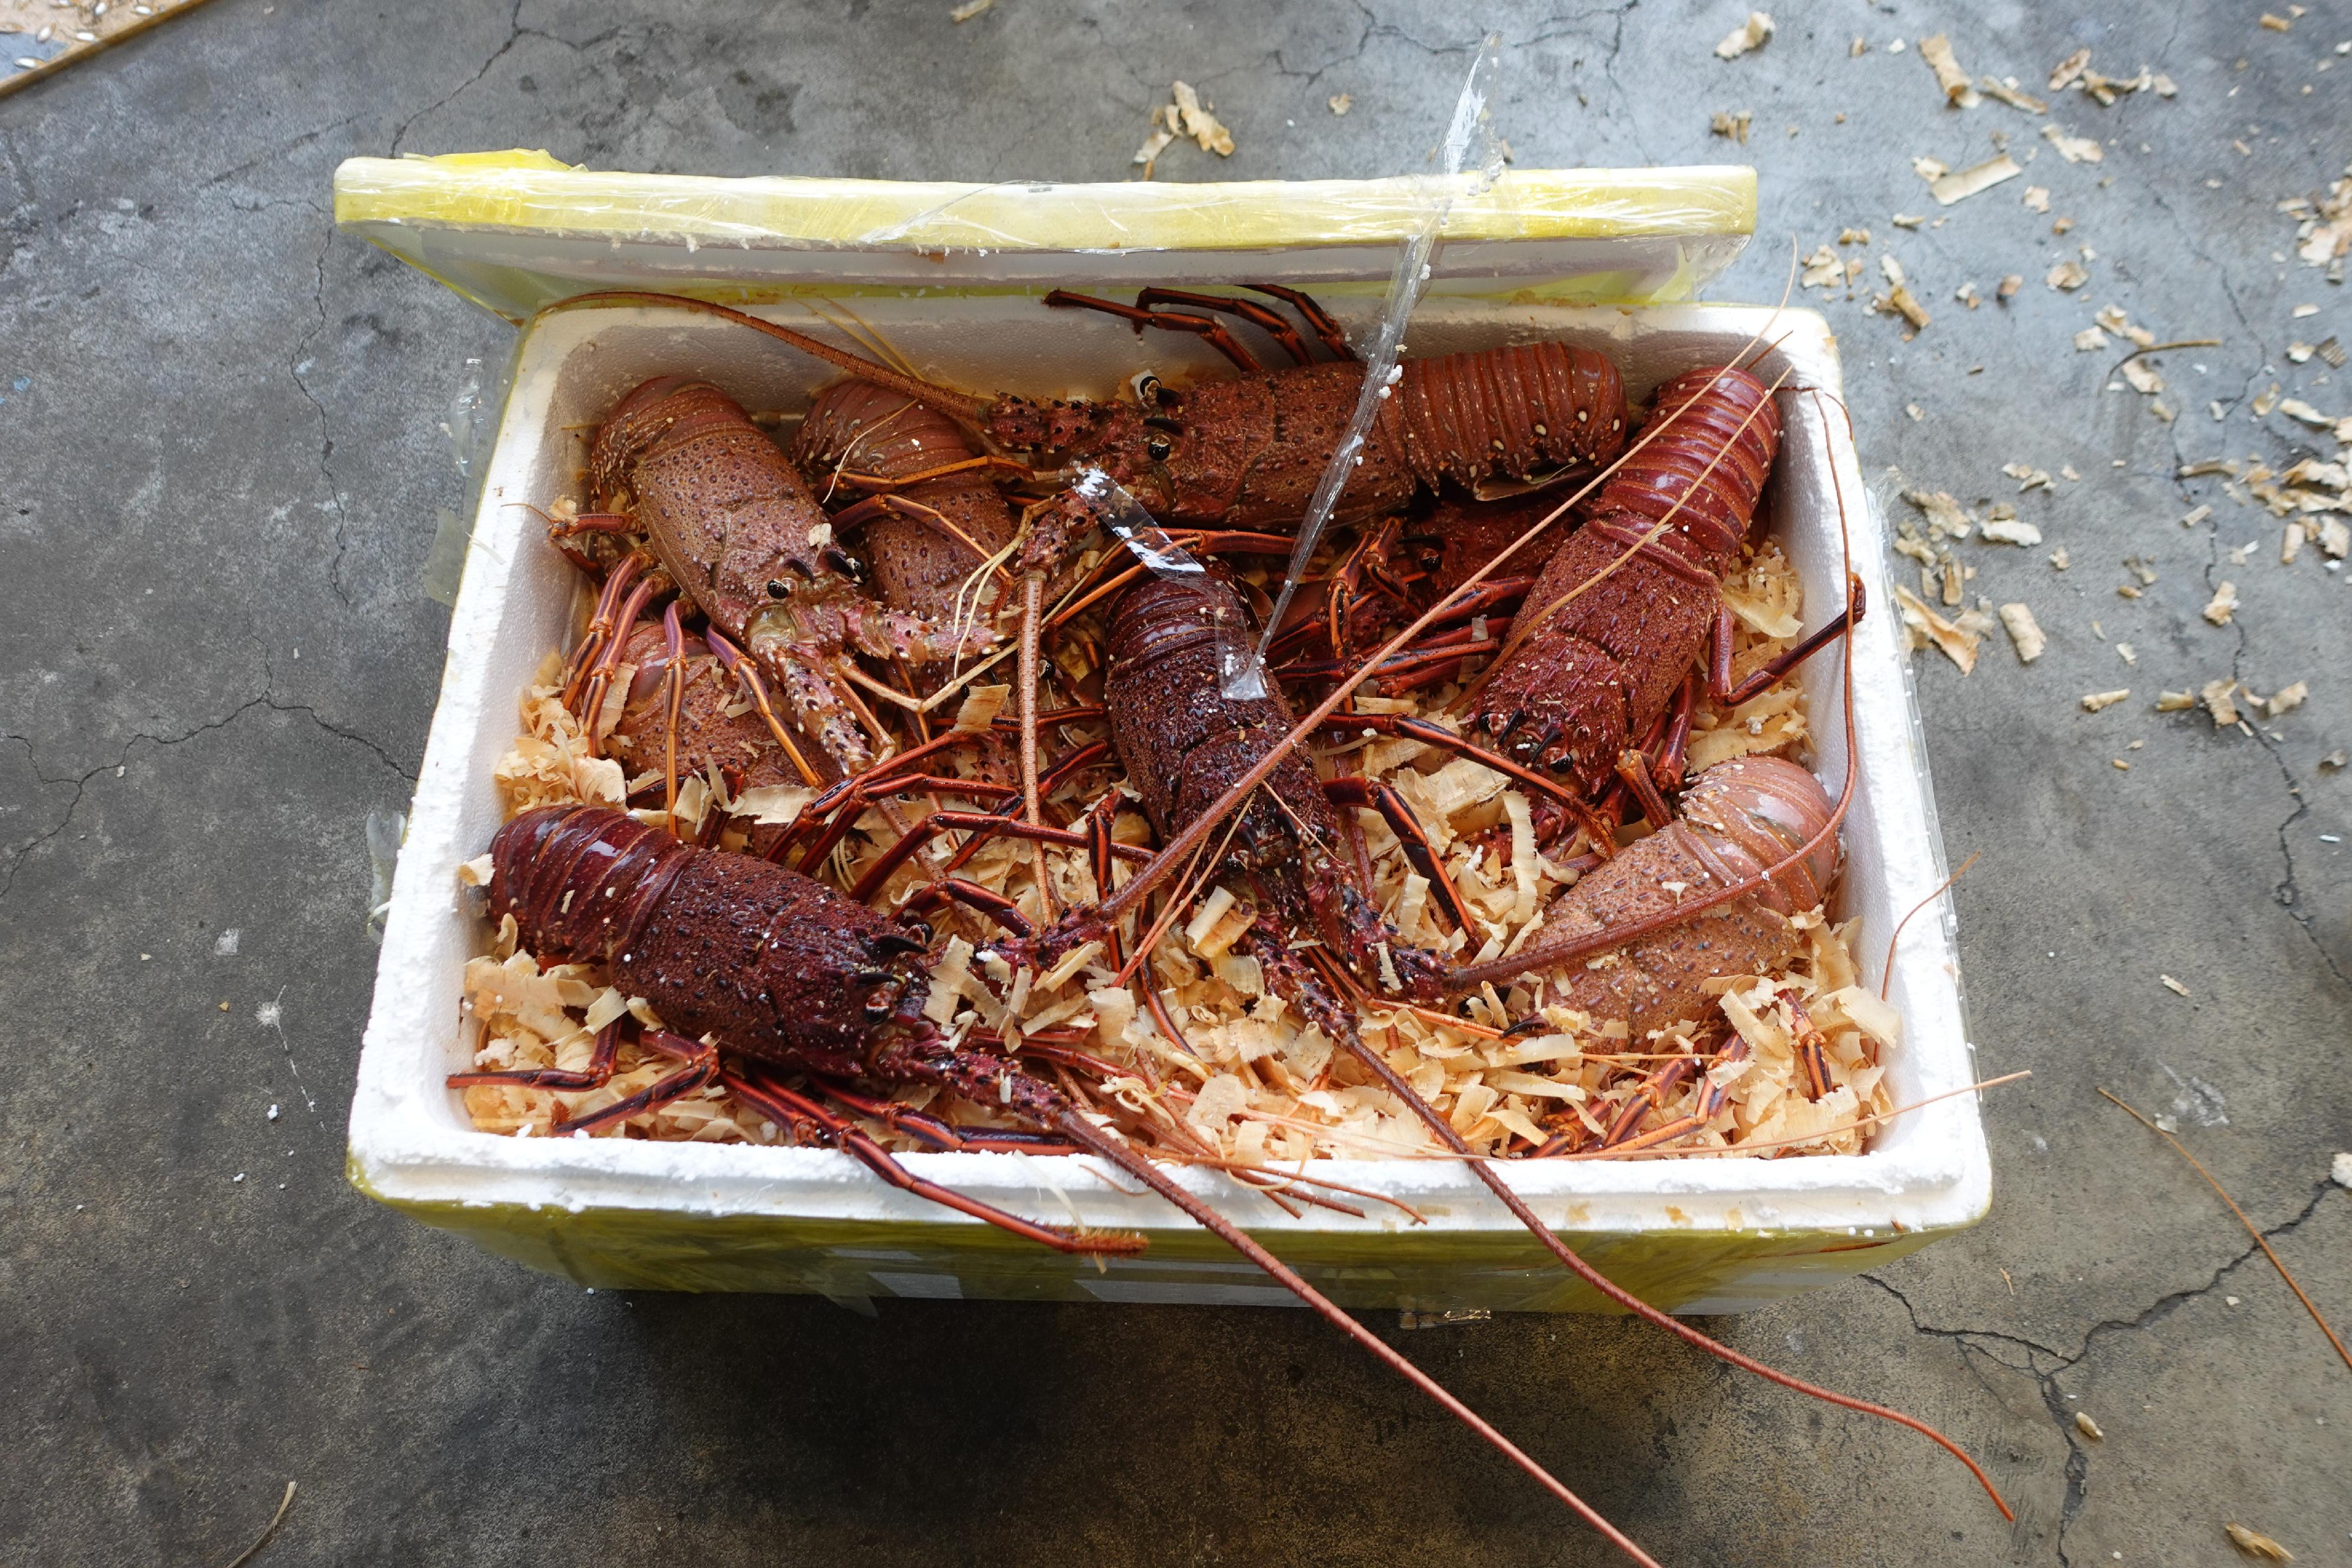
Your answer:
[351,279,1990,1244]
[333,153,1758,319]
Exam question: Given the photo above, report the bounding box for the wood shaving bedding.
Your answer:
[460,539,1885,1161]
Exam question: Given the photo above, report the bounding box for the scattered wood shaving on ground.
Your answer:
[2081,689,2130,713]
[2200,678,2243,726]
[1918,34,1979,106]
[1979,78,2048,113]
[2286,162,2350,273]
[2203,581,2240,625]
[2224,1523,2293,1560]
[2004,462,2055,492]
[2276,397,2337,428]
[2265,681,2308,717]
[2073,1412,2103,1440]
[948,0,994,20]
[1999,603,2046,661]
[2049,48,2092,92]
[1134,82,1235,175]
[1997,273,2023,300]
[2024,185,2052,212]
[1893,583,1983,673]
[2159,974,2191,996]
[2041,123,2104,163]
[2047,259,2090,290]
[1171,81,1235,155]
[1714,11,1773,60]
[1932,154,2021,205]
[2074,326,2109,352]
[1711,109,1753,143]
[1328,92,1352,115]
[1980,516,2043,545]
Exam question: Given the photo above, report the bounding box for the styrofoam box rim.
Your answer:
[351,296,1990,1242]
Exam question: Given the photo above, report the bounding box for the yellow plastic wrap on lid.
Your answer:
[332,151,1756,319]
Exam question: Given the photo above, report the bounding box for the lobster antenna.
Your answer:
[1880,850,1979,1001]
[550,291,989,426]
[1383,393,2013,1522]
[1046,1111,1668,1566]
[1733,234,1804,372]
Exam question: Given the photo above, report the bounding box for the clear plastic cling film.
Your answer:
[1074,469,1257,690]
[1238,32,1505,696]
[418,341,523,610]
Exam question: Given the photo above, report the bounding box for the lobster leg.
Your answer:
[1135,287,1315,365]
[1041,289,1266,374]
[1321,776,1480,938]
[1709,576,1868,708]
[1781,987,1836,1102]
[847,810,1148,904]
[559,551,646,707]
[724,1069,1144,1256]
[1240,283,1357,360]
[448,1019,625,1093]
[1649,672,1699,791]
[1314,712,1616,856]
[552,1030,720,1136]
[784,775,1023,873]
[1600,1046,1700,1148]
[705,630,826,788]
[895,874,1037,938]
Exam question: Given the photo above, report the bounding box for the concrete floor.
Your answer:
[3,1,2346,1563]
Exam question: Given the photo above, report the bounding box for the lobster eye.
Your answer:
[1146,434,1173,462]
[766,579,791,599]
[1131,370,1162,404]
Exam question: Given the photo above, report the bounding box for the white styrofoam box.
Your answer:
[350,295,1987,1303]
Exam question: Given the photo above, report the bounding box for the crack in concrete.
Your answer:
[290,220,352,612]
[387,0,529,158]
[0,698,415,907]
[1865,1178,2340,1562]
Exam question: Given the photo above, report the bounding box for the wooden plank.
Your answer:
[0,0,218,99]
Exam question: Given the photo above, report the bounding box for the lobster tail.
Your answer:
[1389,339,1628,489]
[487,804,687,967]
[1677,755,1839,915]
[1589,365,1780,560]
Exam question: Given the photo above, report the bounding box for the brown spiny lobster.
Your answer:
[572,376,995,782]
[457,801,1665,1563]
[789,379,1021,634]
[1469,363,1861,825]
[562,290,1631,535]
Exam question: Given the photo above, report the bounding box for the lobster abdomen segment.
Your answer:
[1389,340,1628,492]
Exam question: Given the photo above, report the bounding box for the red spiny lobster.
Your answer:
[460,801,1664,1563]
[573,376,994,781]
[563,290,1630,534]
[1469,364,1859,821]
[789,379,1021,633]
[1005,542,2009,1530]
